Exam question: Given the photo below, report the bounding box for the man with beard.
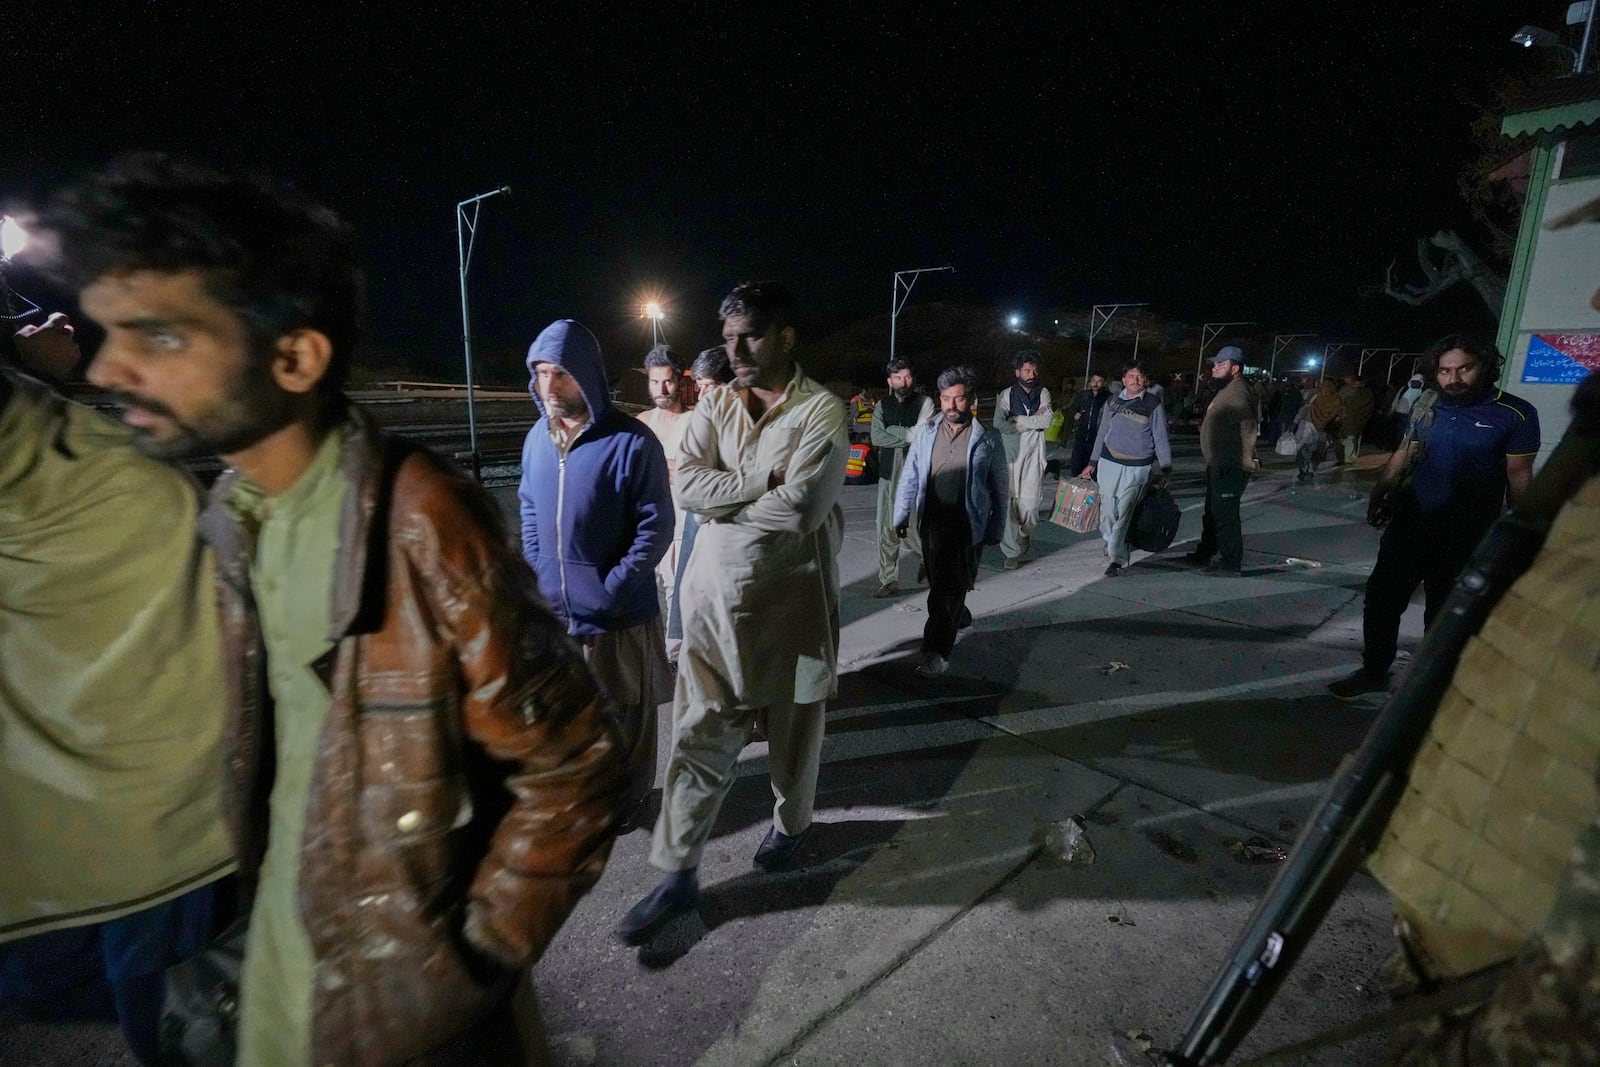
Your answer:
[50,154,624,1065]
[519,323,674,822]
[893,366,1008,677]
[1068,373,1113,478]
[1191,345,1259,575]
[994,351,1054,570]
[615,282,848,945]
[636,344,692,659]
[870,357,935,597]
[1328,334,1539,699]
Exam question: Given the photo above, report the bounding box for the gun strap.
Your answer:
[1234,963,1509,1067]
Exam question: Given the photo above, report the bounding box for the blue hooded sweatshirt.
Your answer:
[517,320,673,637]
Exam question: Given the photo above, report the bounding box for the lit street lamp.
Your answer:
[1270,334,1315,378]
[457,185,511,482]
[1008,313,1023,330]
[0,215,41,322]
[643,300,666,346]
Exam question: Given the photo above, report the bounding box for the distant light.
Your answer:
[0,216,25,260]
[1305,357,1320,368]
[644,301,664,321]
[1008,314,1022,329]
[1053,318,1059,325]
[1511,24,1562,49]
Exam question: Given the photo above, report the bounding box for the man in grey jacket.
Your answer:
[894,366,1008,677]
[1080,363,1172,576]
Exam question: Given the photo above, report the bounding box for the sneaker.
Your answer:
[872,581,899,598]
[1328,668,1391,700]
[1003,555,1021,571]
[915,653,949,677]
[753,825,812,871]
[1105,562,1124,577]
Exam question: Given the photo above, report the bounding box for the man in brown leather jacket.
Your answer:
[42,154,625,1066]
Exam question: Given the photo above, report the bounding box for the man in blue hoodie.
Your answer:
[519,320,675,820]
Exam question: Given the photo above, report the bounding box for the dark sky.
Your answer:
[6,2,1566,379]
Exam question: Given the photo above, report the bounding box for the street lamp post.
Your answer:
[1270,334,1315,378]
[457,185,511,482]
[1385,351,1421,387]
[1358,346,1398,376]
[643,301,665,346]
[0,216,41,322]
[1196,320,1254,381]
[1318,342,1363,384]
[889,265,954,362]
[1084,302,1147,383]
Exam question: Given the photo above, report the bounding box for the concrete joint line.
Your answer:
[761,841,1046,1067]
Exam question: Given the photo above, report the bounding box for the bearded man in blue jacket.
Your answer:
[519,320,675,822]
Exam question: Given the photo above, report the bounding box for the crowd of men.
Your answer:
[1,154,1592,1066]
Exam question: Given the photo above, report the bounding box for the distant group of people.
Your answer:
[1,152,1592,1067]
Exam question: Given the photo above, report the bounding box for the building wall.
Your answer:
[1500,142,1600,466]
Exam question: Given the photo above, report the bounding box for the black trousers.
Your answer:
[1196,466,1248,568]
[920,502,979,658]
[1362,508,1489,674]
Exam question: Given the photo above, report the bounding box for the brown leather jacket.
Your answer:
[199,407,624,1066]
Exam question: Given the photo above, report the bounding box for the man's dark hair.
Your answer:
[1120,362,1144,378]
[41,153,364,402]
[692,346,733,384]
[1014,350,1040,372]
[1419,333,1504,384]
[936,365,979,393]
[644,344,684,375]
[885,357,912,378]
[718,281,794,330]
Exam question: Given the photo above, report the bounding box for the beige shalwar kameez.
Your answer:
[871,393,935,585]
[637,406,691,652]
[650,366,848,871]
[994,384,1054,559]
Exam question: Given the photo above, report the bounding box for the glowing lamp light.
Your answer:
[644,301,664,320]
[0,216,26,260]
[1008,313,1021,329]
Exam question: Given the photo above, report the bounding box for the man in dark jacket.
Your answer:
[1190,345,1260,575]
[519,320,674,821]
[1068,373,1112,476]
[49,154,624,1066]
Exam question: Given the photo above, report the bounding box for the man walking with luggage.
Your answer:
[1080,363,1172,576]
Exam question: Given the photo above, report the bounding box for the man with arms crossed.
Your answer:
[994,350,1053,570]
[616,282,848,944]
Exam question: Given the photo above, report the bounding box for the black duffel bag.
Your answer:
[1129,485,1181,552]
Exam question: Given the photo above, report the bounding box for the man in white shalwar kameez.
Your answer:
[994,351,1053,569]
[615,282,848,946]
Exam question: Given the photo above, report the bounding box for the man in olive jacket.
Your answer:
[1191,346,1260,575]
[46,154,625,1067]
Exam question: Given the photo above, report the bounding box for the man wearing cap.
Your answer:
[1191,345,1259,574]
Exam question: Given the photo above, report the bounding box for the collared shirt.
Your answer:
[930,418,972,510]
[230,427,350,1067]
[675,365,848,707]
[1411,388,1539,519]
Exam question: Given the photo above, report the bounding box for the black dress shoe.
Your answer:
[1104,562,1123,577]
[753,825,812,871]
[614,876,700,946]
[1185,551,1212,566]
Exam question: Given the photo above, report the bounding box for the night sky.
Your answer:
[5,2,1565,381]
